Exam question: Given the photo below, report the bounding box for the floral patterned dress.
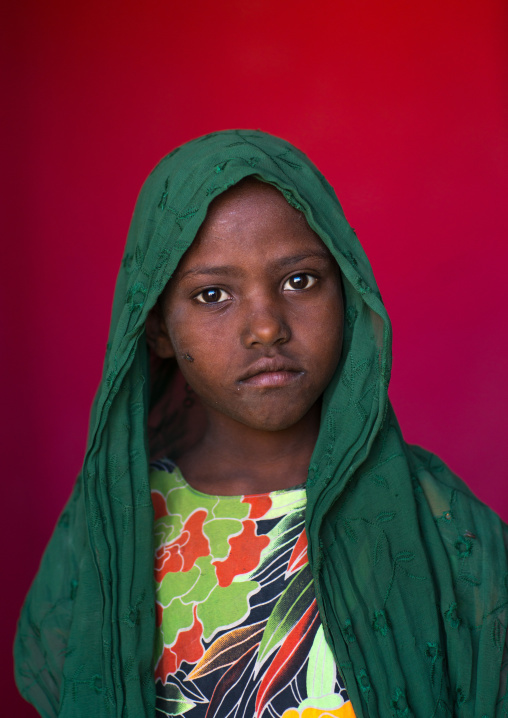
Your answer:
[151,459,356,718]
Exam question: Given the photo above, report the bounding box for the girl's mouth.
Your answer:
[238,369,304,388]
[237,354,304,389]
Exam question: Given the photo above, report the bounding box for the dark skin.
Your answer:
[146,180,344,495]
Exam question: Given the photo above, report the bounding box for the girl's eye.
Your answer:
[195,287,231,304]
[283,273,317,291]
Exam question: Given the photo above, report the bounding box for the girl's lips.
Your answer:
[238,356,302,382]
[239,370,304,388]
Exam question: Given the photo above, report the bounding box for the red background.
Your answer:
[3,0,507,713]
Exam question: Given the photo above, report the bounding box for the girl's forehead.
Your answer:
[200,179,306,231]
[172,180,331,278]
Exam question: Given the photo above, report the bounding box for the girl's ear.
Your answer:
[145,305,175,358]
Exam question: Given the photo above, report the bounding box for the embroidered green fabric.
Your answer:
[15,130,508,717]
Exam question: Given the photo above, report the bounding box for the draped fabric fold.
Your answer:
[15,130,508,717]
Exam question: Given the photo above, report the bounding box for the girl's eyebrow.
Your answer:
[179,250,332,280]
[180,264,239,279]
[275,250,332,267]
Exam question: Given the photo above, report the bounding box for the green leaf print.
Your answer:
[306,625,337,699]
[197,580,259,641]
[161,598,194,648]
[156,682,196,716]
[244,508,305,580]
[257,564,314,664]
[154,514,183,548]
[208,496,249,521]
[261,486,306,520]
[184,556,218,604]
[159,565,201,606]
[203,518,243,559]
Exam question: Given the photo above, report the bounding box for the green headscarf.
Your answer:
[15,130,508,717]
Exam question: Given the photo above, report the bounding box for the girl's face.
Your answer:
[148,180,344,433]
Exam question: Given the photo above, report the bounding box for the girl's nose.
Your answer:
[241,304,291,348]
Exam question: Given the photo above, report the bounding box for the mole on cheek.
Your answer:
[183,353,194,363]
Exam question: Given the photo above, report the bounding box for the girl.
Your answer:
[15,130,508,717]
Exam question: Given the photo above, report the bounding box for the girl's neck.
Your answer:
[177,402,321,495]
